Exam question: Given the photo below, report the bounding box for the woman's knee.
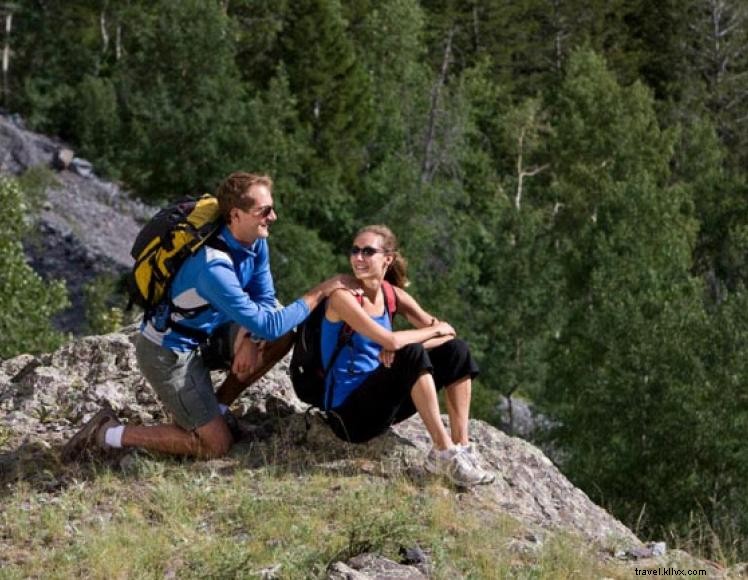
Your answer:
[429,338,479,390]
[396,342,427,366]
[443,337,471,359]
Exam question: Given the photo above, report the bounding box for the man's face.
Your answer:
[229,184,277,245]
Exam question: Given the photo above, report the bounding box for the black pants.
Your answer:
[326,338,479,443]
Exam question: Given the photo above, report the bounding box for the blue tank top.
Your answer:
[320,310,391,409]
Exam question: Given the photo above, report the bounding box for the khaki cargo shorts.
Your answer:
[135,334,221,430]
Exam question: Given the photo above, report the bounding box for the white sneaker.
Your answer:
[458,443,495,484]
[425,446,492,487]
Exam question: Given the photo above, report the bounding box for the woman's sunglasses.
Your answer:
[350,245,386,257]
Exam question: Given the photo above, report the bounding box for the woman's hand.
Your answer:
[379,349,395,368]
[435,321,456,338]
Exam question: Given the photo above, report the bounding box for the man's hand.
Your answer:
[302,274,361,312]
[379,349,395,368]
[232,337,263,380]
[322,274,360,297]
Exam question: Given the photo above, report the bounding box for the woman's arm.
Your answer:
[393,287,456,349]
[328,290,453,351]
[394,287,441,329]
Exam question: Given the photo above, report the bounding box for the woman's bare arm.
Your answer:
[393,287,457,349]
[328,290,453,351]
[394,287,441,328]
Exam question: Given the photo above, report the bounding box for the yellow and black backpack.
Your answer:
[127,194,224,313]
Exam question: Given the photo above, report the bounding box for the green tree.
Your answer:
[0,177,68,358]
[269,221,340,304]
[115,0,251,198]
[683,0,748,170]
[226,0,289,88]
[673,118,748,299]
[618,0,693,100]
[420,0,641,97]
[11,1,114,132]
[278,0,374,244]
[70,75,121,176]
[538,49,722,537]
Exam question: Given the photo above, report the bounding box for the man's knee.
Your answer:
[195,416,233,458]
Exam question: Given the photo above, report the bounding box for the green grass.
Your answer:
[0,450,633,580]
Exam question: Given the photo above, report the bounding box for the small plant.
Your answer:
[0,425,13,447]
[0,176,69,358]
[16,165,60,213]
[33,404,54,424]
[83,274,128,334]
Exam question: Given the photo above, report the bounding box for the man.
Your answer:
[62,172,348,460]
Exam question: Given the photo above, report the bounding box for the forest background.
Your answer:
[2,0,748,563]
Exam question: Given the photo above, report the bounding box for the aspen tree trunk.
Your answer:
[420,26,454,186]
[2,10,12,108]
[515,126,549,211]
[115,23,122,61]
[100,9,109,54]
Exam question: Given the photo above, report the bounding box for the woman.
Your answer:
[320,224,494,486]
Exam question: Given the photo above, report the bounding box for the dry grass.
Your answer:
[0,437,636,580]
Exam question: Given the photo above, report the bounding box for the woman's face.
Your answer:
[349,232,392,281]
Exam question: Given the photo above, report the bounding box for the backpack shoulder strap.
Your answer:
[381,280,398,322]
[339,292,364,345]
[204,231,231,256]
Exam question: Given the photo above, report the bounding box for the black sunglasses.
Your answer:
[350,245,386,257]
[251,205,275,218]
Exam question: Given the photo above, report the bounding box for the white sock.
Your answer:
[104,425,124,448]
[219,404,229,415]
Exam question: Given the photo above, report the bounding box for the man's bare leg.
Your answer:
[215,333,294,406]
[121,415,232,459]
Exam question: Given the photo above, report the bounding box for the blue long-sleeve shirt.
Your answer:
[141,224,309,351]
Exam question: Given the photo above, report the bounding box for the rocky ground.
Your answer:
[0,326,732,578]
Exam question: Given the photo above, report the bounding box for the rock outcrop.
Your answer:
[2,326,633,545]
[0,327,730,577]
